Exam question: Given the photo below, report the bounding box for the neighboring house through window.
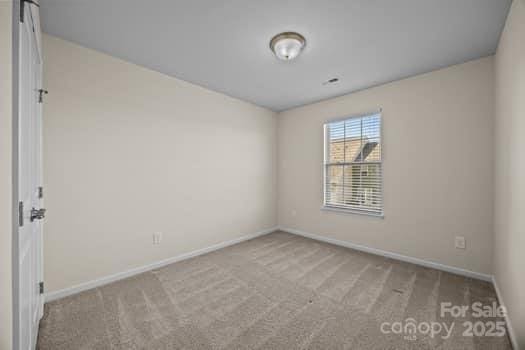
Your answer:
[323,112,383,216]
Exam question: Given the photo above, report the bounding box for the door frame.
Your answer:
[12,1,21,348]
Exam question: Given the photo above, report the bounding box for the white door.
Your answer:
[19,2,44,349]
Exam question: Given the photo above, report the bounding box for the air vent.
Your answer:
[323,78,339,85]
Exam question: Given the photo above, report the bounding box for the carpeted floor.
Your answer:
[37,231,512,349]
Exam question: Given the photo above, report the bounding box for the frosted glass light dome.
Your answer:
[270,32,306,61]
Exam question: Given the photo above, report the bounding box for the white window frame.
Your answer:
[322,111,384,218]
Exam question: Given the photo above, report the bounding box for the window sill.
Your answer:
[321,205,384,218]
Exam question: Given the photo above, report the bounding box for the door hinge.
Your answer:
[39,282,44,294]
[38,89,48,103]
[38,186,44,198]
[18,201,24,227]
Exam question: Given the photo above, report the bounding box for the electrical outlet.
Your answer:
[291,210,297,217]
[455,236,466,249]
[153,232,162,245]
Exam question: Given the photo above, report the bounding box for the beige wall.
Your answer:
[0,2,13,350]
[43,35,277,293]
[278,57,494,275]
[494,0,525,348]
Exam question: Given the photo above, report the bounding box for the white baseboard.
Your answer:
[44,226,278,302]
[278,226,492,282]
[492,276,519,350]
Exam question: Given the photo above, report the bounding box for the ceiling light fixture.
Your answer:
[270,32,306,61]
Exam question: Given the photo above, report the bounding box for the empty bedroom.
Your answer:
[1,0,524,349]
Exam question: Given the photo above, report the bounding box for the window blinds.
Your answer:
[324,113,383,215]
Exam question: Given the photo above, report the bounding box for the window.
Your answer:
[323,113,383,216]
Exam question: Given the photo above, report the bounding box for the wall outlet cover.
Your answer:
[153,232,162,245]
[455,236,466,249]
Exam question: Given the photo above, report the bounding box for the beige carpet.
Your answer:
[37,231,512,349]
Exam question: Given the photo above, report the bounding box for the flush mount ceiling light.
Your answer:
[270,32,306,61]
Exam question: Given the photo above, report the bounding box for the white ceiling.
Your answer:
[40,0,511,111]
